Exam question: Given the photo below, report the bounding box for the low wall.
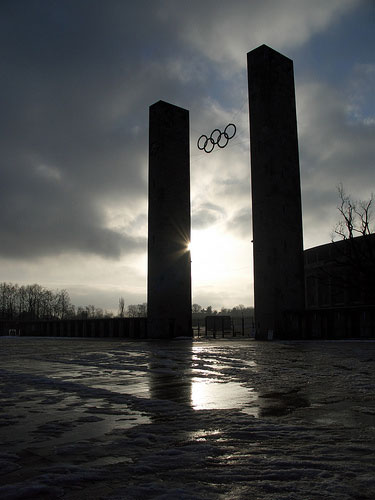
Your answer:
[283,306,375,340]
[0,317,148,339]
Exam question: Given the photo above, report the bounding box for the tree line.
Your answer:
[192,304,254,318]
[0,283,147,321]
[0,282,253,322]
[0,283,75,320]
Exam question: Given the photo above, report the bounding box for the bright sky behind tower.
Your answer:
[0,0,374,311]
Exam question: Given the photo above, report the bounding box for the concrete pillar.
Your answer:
[247,45,305,339]
[147,100,192,338]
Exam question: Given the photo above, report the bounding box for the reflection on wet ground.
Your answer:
[1,337,375,499]
[2,338,375,428]
[192,379,258,415]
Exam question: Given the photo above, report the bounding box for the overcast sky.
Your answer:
[1,0,374,311]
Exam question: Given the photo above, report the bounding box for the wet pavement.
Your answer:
[0,337,375,499]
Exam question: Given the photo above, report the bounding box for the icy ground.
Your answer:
[0,338,375,499]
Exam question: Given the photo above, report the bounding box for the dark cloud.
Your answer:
[0,1,174,259]
[0,171,147,259]
[158,0,358,68]
[0,1,225,261]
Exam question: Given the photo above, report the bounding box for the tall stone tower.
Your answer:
[247,45,305,339]
[147,100,192,338]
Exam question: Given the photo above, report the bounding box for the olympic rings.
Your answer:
[197,123,236,153]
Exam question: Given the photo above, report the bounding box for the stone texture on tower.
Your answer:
[247,45,305,339]
[147,100,192,338]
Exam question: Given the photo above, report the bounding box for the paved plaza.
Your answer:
[1,337,374,499]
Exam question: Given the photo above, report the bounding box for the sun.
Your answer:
[188,226,253,306]
[189,227,236,284]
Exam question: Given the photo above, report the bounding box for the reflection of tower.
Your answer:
[247,45,305,339]
[147,101,192,338]
[148,342,192,405]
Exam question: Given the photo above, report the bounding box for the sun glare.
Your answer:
[189,226,253,306]
[190,228,236,283]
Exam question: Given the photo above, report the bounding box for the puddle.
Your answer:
[191,383,312,419]
[191,379,258,413]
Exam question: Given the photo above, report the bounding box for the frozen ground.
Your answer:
[0,337,374,499]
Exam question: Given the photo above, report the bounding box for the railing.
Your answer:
[193,317,255,339]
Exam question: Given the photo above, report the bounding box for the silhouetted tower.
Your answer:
[247,45,305,339]
[147,100,192,338]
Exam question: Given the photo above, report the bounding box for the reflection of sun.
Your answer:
[191,378,256,411]
[191,379,216,410]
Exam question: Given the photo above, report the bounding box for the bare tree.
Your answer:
[94,307,104,319]
[118,297,125,318]
[318,184,375,305]
[6,283,18,319]
[55,289,73,319]
[333,183,374,240]
[76,306,87,319]
[127,304,138,318]
[85,305,96,318]
[127,303,147,317]
[18,285,27,318]
[41,289,54,319]
[137,303,147,317]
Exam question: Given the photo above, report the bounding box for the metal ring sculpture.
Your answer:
[197,123,236,153]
